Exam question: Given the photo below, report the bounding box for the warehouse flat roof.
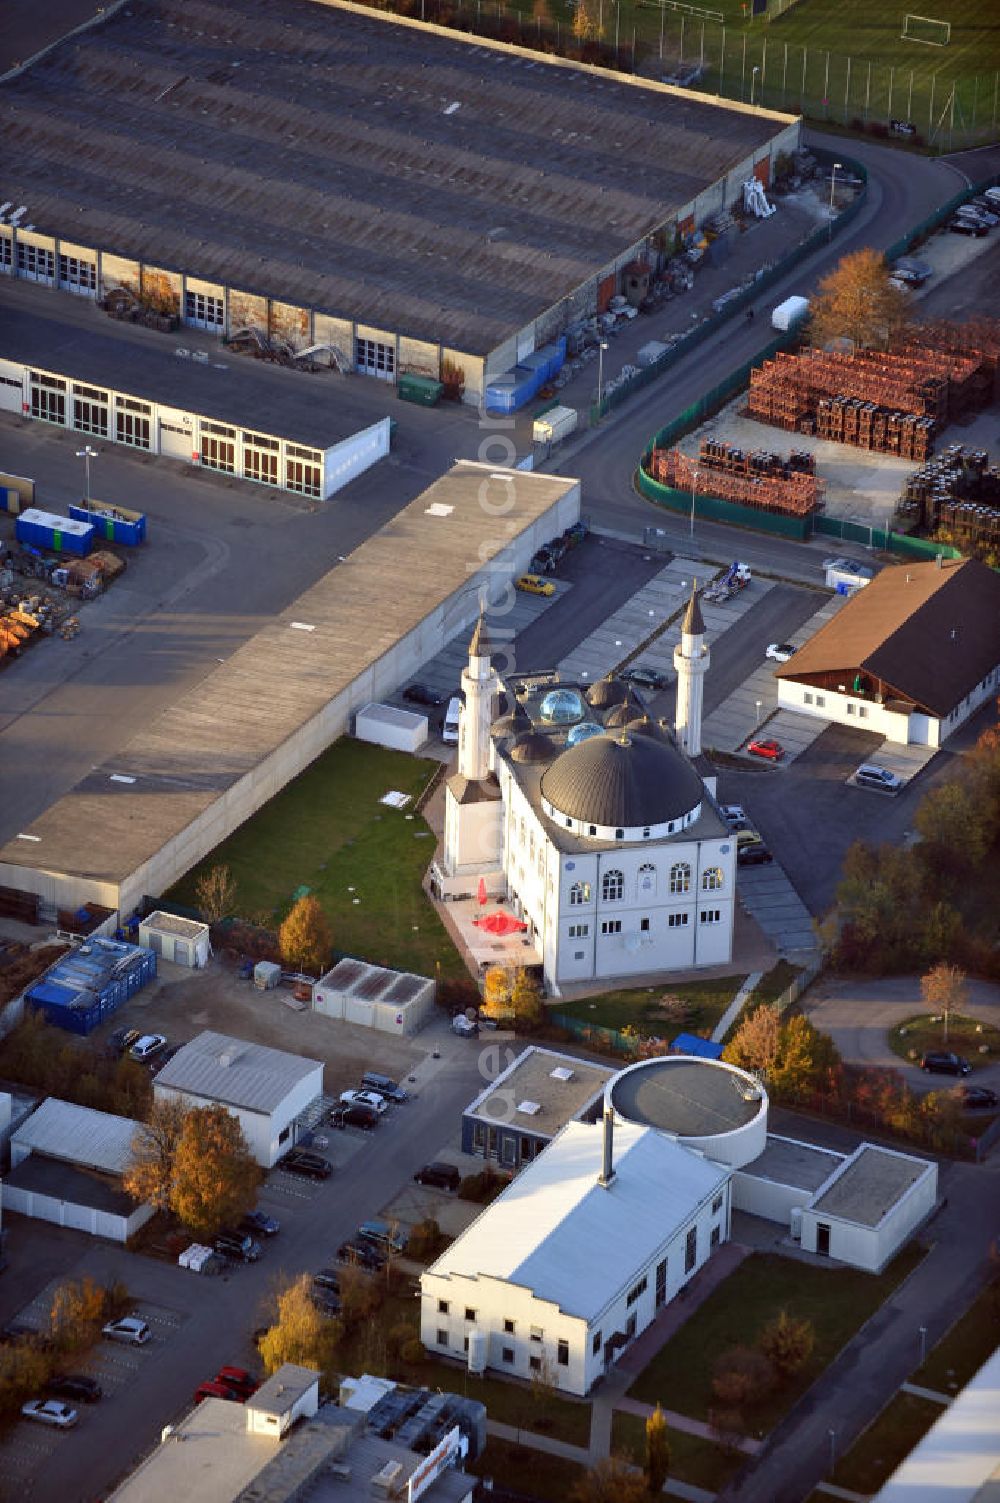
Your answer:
[155,1030,323,1113]
[0,0,793,356]
[0,292,388,452]
[5,1154,135,1215]
[811,1144,933,1229]
[12,1098,139,1174]
[429,1120,728,1322]
[740,1134,845,1193]
[465,1046,614,1136]
[0,464,577,887]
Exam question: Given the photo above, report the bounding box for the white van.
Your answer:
[442,697,461,745]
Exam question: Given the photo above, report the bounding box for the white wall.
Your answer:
[0,1182,153,1243]
[322,418,391,499]
[732,1168,816,1224]
[801,1155,938,1273]
[776,667,1000,749]
[155,1064,322,1167]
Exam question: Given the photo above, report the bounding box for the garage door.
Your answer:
[355,336,395,381]
[159,421,193,461]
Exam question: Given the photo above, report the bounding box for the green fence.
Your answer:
[885,171,1000,259]
[637,469,812,539]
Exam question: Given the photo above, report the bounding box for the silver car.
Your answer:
[22,1398,78,1428]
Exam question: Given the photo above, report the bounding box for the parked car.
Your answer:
[735,829,764,849]
[194,1380,241,1405]
[854,764,902,792]
[958,1085,999,1110]
[361,1071,409,1104]
[129,1033,167,1061]
[240,1209,280,1238]
[956,204,998,226]
[102,1316,151,1346]
[948,217,989,236]
[280,1149,332,1179]
[515,573,555,597]
[312,1269,341,1294]
[47,1374,102,1404]
[21,1398,77,1429]
[414,1161,461,1191]
[358,1219,408,1255]
[339,1088,389,1115]
[920,1051,971,1077]
[310,1289,342,1317]
[738,843,774,867]
[619,665,670,691]
[214,1366,259,1399]
[719,803,748,829]
[402,683,442,708]
[107,1027,140,1059]
[891,257,932,286]
[747,737,783,762]
[337,1239,387,1272]
[328,1102,379,1131]
[214,1231,261,1264]
[452,1013,479,1037]
[765,642,797,663]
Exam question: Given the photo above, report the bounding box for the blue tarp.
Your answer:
[671,1033,724,1060]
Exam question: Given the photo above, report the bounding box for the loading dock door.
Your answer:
[159,419,193,461]
[355,337,395,381]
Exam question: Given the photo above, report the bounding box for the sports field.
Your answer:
[438,0,1000,147]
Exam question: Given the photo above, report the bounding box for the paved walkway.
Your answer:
[615,1395,761,1456]
[711,970,762,1043]
[901,1381,951,1405]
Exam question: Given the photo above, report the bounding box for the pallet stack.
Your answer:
[647,443,822,517]
[898,444,1000,550]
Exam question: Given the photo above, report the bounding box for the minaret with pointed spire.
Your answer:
[673,581,710,757]
[458,610,499,781]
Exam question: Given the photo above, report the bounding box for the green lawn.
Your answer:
[627,1246,925,1433]
[913,1279,1000,1394]
[468,1440,588,1502]
[554,960,801,1042]
[888,1014,1000,1074]
[611,1409,743,1491]
[831,1391,943,1493]
[166,738,466,978]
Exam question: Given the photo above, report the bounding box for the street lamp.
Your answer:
[828,161,843,241]
[828,1429,837,1472]
[76,444,99,503]
[919,1325,928,1364]
[755,699,763,728]
[690,470,699,540]
[750,65,760,106]
[597,340,609,412]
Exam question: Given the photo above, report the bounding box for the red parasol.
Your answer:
[477,876,487,907]
[473,911,528,936]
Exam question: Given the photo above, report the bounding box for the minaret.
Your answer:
[673,581,710,757]
[458,610,499,781]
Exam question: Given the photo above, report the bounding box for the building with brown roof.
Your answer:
[0,0,798,404]
[774,557,1000,747]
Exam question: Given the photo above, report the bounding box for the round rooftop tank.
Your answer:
[607,1055,768,1168]
[539,687,585,724]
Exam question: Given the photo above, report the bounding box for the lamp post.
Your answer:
[750,65,759,106]
[76,444,99,503]
[919,1325,928,1364]
[828,161,843,241]
[597,340,609,413]
[755,699,763,728]
[828,1429,837,1472]
[690,470,698,540]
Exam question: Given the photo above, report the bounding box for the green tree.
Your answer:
[809,247,911,351]
[916,781,989,875]
[258,1274,341,1377]
[921,962,969,1046]
[758,1309,815,1381]
[644,1403,671,1496]
[123,1096,189,1211]
[278,895,332,976]
[170,1105,261,1239]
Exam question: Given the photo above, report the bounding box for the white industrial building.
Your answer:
[137,911,210,969]
[312,959,436,1038]
[1,1098,152,1242]
[775,556,1000,748]
[428,1054,938,1390]
[432,589,736,992]
[870,1344,1000,1503]
[152,1030,323,1168]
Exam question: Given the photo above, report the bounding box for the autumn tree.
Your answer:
[921,962,968,1046]
[195,864,238,924]
[711,1345,775,1408]
[758,1309,815,1381]
[569,1457,648,1503]
[511,967,544,1031]
[278,895,332,976]
[123,1096,190,1211]
[258,1274,341,1378]
[50,1277,109,1354]
[0,1342,51,1422]
[915,781,990,877]
[723,1004,781,1077]
[481,964,514,1021]
[571,0,604,40]
[769,1015,840,1102]
[809,247,911,351]
[171,1105,261,1239]
[645,1403,671,1496]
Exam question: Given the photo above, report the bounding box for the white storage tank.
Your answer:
[467,1328,488,1375]
[607,1055,768,1169]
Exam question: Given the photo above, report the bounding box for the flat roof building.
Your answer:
[461,1045,616,1168]
[0,0,799,401]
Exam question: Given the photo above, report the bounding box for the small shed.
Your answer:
[138,910,210,968]
[355,702,429,753]
[313,959,436,1036]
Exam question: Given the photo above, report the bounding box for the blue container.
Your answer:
[16,507,95,557]
[68,501,147,546]
[25,937,157,1034]
[519,352,549,386]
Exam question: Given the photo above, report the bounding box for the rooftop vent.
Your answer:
[550,1066,574,1082]
[516,1100,541,1116]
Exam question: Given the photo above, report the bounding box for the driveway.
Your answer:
[802,974,1000,1090]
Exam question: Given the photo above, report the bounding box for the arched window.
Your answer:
[669,862,691,895]
[602,869,624,902]
[569,881,591,906]
[637,862,657,897]
[701,866,724,892]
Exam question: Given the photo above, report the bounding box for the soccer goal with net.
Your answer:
[901,13,952,46]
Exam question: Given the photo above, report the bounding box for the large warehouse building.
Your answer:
[0,463,580,915]
[0,0,799,405]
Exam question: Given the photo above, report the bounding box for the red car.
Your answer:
[747,737,783,762]
[194,1380,241,1405]
[215,1366,259,1399]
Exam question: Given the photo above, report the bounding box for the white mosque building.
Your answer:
[431,589,735,992]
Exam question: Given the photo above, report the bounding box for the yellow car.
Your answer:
[516,573,556,597]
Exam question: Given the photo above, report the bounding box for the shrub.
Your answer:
[711,1346,776,1408]
[407,1217,445,1262]
[459,1168,512,1204]
[758,1310,815,1381]
[401,1337,427,1366]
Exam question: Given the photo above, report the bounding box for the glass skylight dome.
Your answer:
[566,721,605,746]
[539,688,585,724]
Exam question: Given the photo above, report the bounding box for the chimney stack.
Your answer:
[598,1105,615,1187]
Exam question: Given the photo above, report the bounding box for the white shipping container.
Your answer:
[355,702,427,753]
[532,405,578,445]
